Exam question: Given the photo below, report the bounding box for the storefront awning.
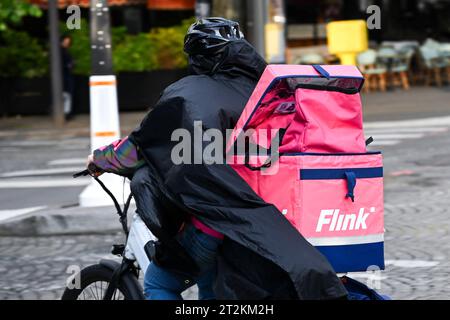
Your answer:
[29,0,196,9]
[29,0,147,9]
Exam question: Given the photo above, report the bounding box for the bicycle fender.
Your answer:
[99,259,121,272]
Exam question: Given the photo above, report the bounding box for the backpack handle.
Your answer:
[243,129,286,171]
[312,64,331,79]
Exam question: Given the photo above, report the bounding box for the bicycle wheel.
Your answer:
[61,263,143,300]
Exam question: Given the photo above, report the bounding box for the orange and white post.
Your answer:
[88,75,120,150]
[78,75,130,207]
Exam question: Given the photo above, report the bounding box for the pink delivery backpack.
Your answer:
[226,65,384,273]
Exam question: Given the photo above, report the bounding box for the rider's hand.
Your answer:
[86,154,94,167]
[86,154,103,177]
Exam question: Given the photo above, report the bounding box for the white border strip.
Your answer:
[306,233,384,246]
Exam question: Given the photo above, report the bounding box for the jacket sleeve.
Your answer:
[92,136,145,175]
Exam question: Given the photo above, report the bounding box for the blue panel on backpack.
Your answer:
[315,242,385,273]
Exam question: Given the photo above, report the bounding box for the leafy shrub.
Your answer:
[0,16,196,78]
[0,29,48,78]
[0,0,42,32]
[113,31,159,72]
[149,18,194,69]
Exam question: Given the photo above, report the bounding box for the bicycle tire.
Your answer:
[61,263,144,300]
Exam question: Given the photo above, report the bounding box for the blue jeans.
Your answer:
[144,222,222,300]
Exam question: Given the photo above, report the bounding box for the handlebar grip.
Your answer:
[73,169,90,178]
[73,162,104,178]
[88,162,100,173]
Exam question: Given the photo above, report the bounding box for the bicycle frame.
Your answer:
[73,169,155,299]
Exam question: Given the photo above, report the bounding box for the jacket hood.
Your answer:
[188,39,267,81]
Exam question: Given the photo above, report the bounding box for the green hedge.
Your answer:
[63,18,194,76]
[0,17,194,78]
[0,29,48,78]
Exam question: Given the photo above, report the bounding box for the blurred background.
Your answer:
[1,0,450,300]
[1,0,450,116]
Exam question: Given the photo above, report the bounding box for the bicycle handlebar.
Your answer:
[73,163,101,178]
[73,169,90,178]
[72,164,131,235]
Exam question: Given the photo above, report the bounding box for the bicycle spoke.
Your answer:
[76,280,126,300]
[90,284,98,300]
[99,281,104,299]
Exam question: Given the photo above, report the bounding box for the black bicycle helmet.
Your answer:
[184,17,244,55]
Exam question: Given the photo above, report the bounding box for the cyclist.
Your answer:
[87,18,347,300]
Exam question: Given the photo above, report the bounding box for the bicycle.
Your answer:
[61,168,155,300]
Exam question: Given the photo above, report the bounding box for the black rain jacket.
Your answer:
[129,39,347,300]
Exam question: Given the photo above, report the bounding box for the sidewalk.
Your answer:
[0,205,128,236]
[0,111,147,140]
[361,86,450,122]
[1,86,449,139]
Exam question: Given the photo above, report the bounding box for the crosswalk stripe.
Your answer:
[48,158,86,166]
[368,140,401,146]
[384,260,440,268]
[0,167,85,178]
[363,116,450,147]
[364,115,450,129]
[365,127,448,134]
[0,178,90,188]
[368,133,425,140]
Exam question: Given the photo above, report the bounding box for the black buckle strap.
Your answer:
[365,136,374,146]
[244,128,286,171]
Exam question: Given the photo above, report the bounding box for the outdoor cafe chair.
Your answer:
[419,45,448,87]
[357,49,387,92]
[439,43,450,84]
[295,53,325,65]
[390,48,415,90]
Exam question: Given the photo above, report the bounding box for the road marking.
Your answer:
[365,127,448,134]
[0,167,85,178]
[0,206,46,222]
[364,115,450,129]
[364,116,450,147]
[385,260,440,268]
[368,140,401,146]
[0,178,90,188]
[0,139,88,148]
[47,158,86,166]
[0,141,56,147]
[389,170,415,177]
[369,133,425,140]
